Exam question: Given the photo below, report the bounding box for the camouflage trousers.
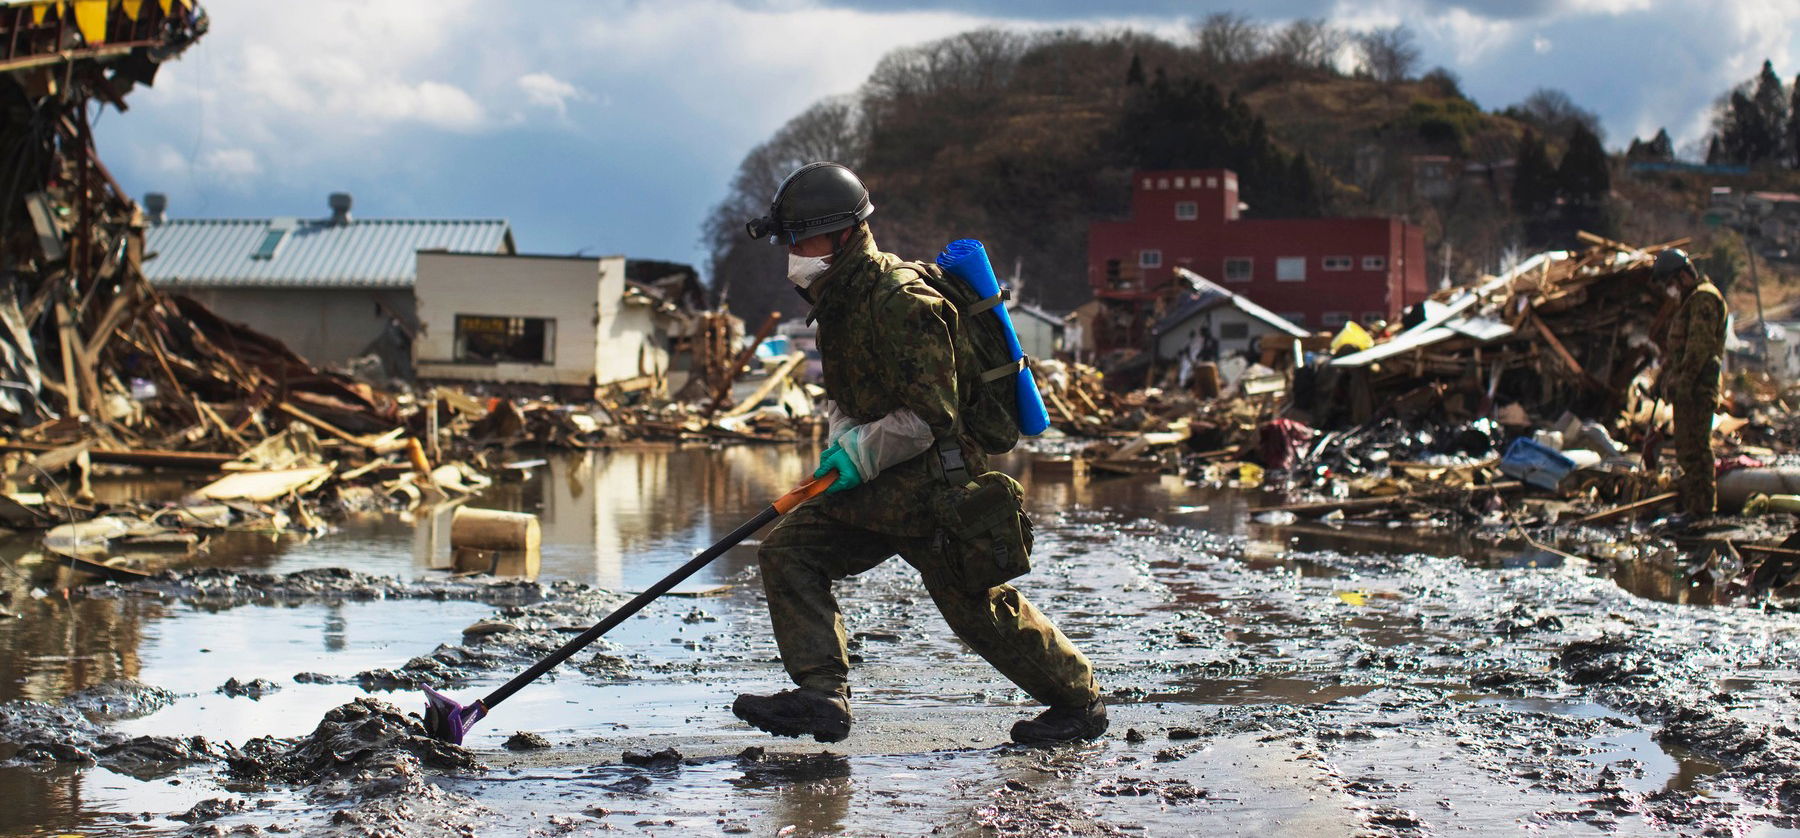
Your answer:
[756,502,1099,708]
[1672,390,1718,517]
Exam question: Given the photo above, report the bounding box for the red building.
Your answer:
[1087,168,1426,352]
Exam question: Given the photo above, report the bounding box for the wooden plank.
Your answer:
[721,353,804,419]
[708,311,780,413]
[1575,491,1678,526]
[0,441,235,469]
[54,300,82,415]
[195,465,334,502]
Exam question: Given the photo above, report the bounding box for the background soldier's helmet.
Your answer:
[1652,248,1695,278]
[746,162,874,244]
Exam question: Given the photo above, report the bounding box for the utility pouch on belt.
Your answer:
[929,470,1033,591]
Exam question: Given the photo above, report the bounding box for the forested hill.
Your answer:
[703,22,1699,330]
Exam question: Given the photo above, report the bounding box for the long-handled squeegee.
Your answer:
[423,471,837,744]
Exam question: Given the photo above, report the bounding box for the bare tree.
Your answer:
[1266,18,1344,70]
[864,28,1025,103]
[1193,12,1264,66]
[1356,25,1420,83]
[1512,87,1604,142]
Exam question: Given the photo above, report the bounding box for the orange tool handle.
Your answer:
[773,470,839,514]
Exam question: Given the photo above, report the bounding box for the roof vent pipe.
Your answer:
[143,192,167,225]
[329,192,353,225]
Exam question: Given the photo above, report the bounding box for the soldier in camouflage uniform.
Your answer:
[1656,249,1727,519]
[734,162,1105,746]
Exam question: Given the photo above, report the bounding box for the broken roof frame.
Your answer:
[1330,251,1565,368]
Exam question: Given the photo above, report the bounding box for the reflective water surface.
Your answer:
[0,445,1789,836]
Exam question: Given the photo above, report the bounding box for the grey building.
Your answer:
[142,193,515,369]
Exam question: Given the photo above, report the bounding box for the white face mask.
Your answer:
[788,253,831,289]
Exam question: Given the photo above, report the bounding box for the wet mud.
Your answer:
[6,448,1800,836]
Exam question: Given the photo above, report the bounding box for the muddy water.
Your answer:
[2,447,1799,836]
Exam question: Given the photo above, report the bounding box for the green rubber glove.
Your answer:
[814,443,863,494]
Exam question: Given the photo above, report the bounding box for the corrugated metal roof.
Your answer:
[143,218,514,289]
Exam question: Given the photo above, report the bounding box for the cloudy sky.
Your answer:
[99,0,1798,277]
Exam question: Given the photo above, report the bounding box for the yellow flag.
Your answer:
[31,3,47,24]
[156,0,171,14]
[121,0,141,21]
[72,0,107,44]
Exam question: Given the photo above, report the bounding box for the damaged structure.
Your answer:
[141,193,516,370]
[413,251,672,397]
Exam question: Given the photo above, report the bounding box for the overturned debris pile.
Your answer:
[1318,234,1689,429]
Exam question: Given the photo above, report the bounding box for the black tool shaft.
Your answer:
[479,503,779,709]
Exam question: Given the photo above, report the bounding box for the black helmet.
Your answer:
[1652,248,1694,277]
[745,162,873,244]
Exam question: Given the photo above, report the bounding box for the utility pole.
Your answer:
[1744,231,1771,364]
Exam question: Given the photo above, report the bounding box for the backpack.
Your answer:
[896,262,1022,456]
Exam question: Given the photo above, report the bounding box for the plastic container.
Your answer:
[1499,437,1578,491]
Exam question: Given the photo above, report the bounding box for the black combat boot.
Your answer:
[732,688,852,743]
[1010,698,1108,745]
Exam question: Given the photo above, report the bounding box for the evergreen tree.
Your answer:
[1511,131,1556,214]
[1558,123,1613,238]
[1788,74,1800,168]
[1125,53,1145,87]
[1113,72,1325,216]
[1628,128,1674,161]
[1558,123,1610,205]
[1719,61,1789,165]
[1753,60,1788,141]
[1707,135,1724,165]
[1649,128,1674,160]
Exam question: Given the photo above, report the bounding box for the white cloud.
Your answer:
[518,73,584,118]
[96,0,1800,271]
[199,148,260,184]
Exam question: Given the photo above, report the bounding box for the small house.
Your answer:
[1007,301,1064,361]
[1152,270,1309,364]
[142,193,514,370]
[413,252,670,395]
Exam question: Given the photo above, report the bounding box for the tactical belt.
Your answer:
[966,288,1010,316]
[980,357,1026,384]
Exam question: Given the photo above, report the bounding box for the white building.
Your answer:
[414,251,669,392]
[1007,302,1065,360]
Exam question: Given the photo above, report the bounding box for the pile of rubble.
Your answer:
[0,13,821,584]
[1036,233,1800,599]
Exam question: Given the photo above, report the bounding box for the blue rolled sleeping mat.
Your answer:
[934,239,1051,436]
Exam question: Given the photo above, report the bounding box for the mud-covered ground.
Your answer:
[3,448,1800,836]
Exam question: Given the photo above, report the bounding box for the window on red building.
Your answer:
[1362,255,1387,270]
[1280,312,1305,327]
[1224,258,1252,283]
[1323,311,1350,328]
[1139,249,1162,268]
[1276,257,1306,282]
[1323,256,1352,271]
[1363,311,1386,324]
[1175,201,1198,221]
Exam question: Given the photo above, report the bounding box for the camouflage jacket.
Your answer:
[1666,280,1727,393]
[803,226,988,537]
